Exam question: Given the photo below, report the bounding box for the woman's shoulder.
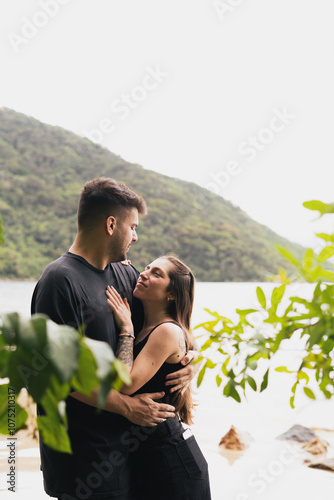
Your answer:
[148,321,185,349]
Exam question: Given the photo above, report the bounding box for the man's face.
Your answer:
[109,207,139,262]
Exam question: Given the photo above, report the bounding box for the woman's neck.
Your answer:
[141,302,173,330]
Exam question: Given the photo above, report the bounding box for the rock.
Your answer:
[219,425,252,450]
[302,437,328,455]
[307,457,334,472]
[276,424,317,443]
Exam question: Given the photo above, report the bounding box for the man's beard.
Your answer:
[108,240,128,263]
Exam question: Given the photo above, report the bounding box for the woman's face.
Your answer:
[133,258,173,302]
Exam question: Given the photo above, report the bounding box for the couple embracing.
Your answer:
[32,177,211,500]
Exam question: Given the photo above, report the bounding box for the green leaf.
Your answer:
[112,358,132,388]
[308,266,334,282]
[83,337,116,407]
[2,313,20,345]
[303,200,334,216]
[315,233,334,243]
[221,357,230,376]
[46,320,80,384]
[216,374,222,387]
[7,345,53,399]
[192,355,204,365]
[205,359,217,369]
[247,376,257,391]
[256,286,266,309]
[297,371,310,384]
[197,364,206,388]
[223,380,241,402]
[275,366,294,374]
[194,319,220,332]
[271,284,286,308]
[322,338,334,355]
[303,387,316,400]
[200,338,214,352]
[308,323,326,348]
[223,381,230,396]
[0,385,28,435]
[317,246,334,263]
[236,309,257,316]
[37,415,72,453]
[316,232,334,243]
[260,369,269,392]
[289,381,298,409]
[71,341,99,395]
[40,388,65,423]
[303,248,314,271]
[0,345,12,378]
[229,385,241,403]
[247,359,258,370]
[276,246,299,267]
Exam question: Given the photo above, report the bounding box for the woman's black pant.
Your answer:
[131,416,211,500]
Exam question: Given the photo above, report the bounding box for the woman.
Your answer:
[106,254,211,500]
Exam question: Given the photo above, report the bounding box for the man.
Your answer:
[31,177,197,500]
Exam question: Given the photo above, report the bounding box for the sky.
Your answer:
[1,0,334,249]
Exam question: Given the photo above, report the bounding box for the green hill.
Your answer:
[0,108,303,281]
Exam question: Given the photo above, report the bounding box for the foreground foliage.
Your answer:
[195,200,334,407]
[0,313,130,453]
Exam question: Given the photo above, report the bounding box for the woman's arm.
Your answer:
[106,286,183,395]
[120,323,184,394]
[106,286,135,370]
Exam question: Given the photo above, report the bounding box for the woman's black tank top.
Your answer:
[132,321,184,400]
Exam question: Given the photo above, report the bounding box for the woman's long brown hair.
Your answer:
[162,254,196,425]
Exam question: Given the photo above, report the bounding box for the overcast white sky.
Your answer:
[1,0,333,248]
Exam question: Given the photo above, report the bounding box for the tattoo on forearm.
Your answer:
[116,337,134,370]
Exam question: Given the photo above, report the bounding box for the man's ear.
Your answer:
[106,216,116,235]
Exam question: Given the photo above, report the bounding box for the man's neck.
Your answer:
[69,235,109,270]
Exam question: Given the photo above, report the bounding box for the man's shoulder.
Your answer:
[38,253,78,283]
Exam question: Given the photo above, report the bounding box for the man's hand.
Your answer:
[165,350,202,395]
[124,392,175,427]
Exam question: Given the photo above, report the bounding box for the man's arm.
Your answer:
[69,388,175,426]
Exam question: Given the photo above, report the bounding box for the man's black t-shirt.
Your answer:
[31,252,143,499]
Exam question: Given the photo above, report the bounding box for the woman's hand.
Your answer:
[106,286,133,332]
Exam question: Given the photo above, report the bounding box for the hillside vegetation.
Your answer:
[0,108,303,281]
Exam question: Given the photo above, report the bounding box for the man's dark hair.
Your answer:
[77,177,147,231]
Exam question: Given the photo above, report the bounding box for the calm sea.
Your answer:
[1,280,333,500]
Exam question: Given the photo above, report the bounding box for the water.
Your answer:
[1,281,333,499]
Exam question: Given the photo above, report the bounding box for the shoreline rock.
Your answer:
[219,425,252,451]
[302,437,328,456]
[276,424,317,443]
